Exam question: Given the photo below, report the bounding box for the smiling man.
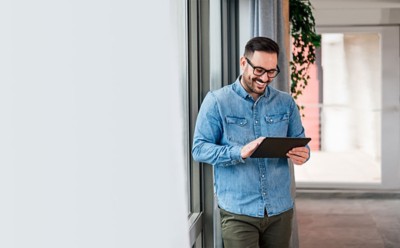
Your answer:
[192,37,310,248]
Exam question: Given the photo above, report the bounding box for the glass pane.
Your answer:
[295,32,382,185]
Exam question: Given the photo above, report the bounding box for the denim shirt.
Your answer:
[192,77,306,217]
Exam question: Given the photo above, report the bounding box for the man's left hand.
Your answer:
[287,147,309,165]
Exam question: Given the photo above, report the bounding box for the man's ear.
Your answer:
[240,56,246,71]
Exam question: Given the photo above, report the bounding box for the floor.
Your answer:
[295,192,400,248]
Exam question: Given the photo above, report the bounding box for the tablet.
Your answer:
[250,137,311,158]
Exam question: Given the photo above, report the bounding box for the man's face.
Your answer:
[240,51,278,99]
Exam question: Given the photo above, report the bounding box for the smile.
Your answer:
[255,79,268,85]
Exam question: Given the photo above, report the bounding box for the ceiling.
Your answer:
[312,0,400,9]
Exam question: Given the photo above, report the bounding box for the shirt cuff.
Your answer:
[230,145,245,164]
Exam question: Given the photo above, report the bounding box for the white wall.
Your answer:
[320,33,381,159]
[0,1,189,247]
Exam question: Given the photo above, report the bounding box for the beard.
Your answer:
[241,72,271,98]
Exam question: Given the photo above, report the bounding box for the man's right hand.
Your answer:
[240,137,265,159]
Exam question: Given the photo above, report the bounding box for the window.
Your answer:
[182,0,240,247]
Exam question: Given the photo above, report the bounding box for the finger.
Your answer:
[251,138,264,149]
[245,140,262,158]
[287,154,306,165]
[250,143,261,153]
[290,147,309,153]
[256,136,266,142]
[288,149,309,158]
[287,151,308,161]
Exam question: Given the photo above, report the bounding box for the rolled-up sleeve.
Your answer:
[192,92,244,167]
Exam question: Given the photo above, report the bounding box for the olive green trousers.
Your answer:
[219,208,293,248]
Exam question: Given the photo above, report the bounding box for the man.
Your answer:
[192,37,310,248]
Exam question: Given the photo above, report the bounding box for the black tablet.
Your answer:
[250,137,311,158]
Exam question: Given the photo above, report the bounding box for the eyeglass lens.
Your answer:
[246,58,279,78]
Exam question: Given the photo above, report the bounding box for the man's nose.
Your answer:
[259,73,271,82]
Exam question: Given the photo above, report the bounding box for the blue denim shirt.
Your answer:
[192,77,306,217]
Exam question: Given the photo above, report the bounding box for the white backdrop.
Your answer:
[0,1,189,247]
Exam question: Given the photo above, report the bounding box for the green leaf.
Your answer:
[290,0,320,115]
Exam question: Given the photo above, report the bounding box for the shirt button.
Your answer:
[255,121,258,124]
[262,175,265,178]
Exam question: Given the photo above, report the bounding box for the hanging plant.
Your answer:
[289,0,321,114]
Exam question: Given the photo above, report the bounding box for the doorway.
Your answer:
[295,26,400,190]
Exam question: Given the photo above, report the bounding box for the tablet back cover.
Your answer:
[250,137,311,158]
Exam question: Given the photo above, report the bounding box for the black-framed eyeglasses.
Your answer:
[245,57,280,78]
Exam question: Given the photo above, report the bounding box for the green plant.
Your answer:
[289,0,321,112]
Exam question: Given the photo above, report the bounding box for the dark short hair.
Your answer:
[244,37,279,58]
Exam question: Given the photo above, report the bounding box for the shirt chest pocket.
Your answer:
[225,116,252,145]
[264,113,289,136]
